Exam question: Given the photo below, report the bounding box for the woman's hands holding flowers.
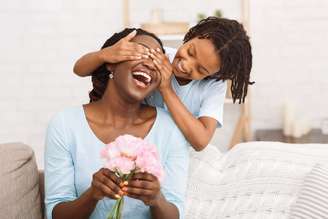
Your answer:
[90,168,127,201]
[123,172,161,206]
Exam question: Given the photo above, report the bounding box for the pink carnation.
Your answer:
[101,134,164,181]
[106,156,135,175]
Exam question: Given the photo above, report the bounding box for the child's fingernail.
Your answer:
[156,48,160,52]
[142,55,149,59]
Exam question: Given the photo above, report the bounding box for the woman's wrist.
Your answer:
[150,192,166,208]
[86,187,102,203]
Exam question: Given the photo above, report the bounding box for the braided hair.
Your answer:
[184,16,254,104]
[89,28,165,102]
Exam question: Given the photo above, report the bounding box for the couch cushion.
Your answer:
[290,164,328,219]
[185,142,328,219]
[185,144,224,218]
[0,142,42,219]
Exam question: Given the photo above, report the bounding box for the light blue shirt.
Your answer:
[44,106,189,219]
[146,47,227,127]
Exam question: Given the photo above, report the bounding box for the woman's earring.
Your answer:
[109,73,114,79]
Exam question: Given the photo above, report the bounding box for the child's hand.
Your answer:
[149,48,173,91]
[99,30,150,64]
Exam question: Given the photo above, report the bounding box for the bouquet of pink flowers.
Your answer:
[100,134,164,219]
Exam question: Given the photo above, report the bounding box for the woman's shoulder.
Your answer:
[48,106,83,128]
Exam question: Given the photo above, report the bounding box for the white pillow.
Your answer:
[290,164,328,219]
[185,144,224,219]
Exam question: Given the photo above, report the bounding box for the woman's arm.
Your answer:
[149,48,217,151]
[73,30,149,77]
[52,188,97,219]
[45,113,124,219]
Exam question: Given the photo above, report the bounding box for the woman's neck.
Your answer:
[95,85,142,128]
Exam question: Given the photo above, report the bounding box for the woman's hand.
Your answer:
[124,172,161,206]
[149,48,173,91]
[99,30,150,64]
[90,168,126,201]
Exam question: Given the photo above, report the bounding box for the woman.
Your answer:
[45,29,189,219]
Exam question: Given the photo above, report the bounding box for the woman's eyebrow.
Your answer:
[137,42,151,49]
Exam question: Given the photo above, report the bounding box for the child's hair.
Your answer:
[89,28,164,102]
[184,16,254,104]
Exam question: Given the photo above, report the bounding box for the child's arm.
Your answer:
[73,30,150,77]
[150,49,218,151]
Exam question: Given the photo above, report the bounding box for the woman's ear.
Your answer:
[106,64,116,72]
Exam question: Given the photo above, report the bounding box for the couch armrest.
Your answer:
[39,170,46,219]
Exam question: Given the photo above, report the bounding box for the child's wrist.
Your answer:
[159,85,173,96]
[97,49,106,62]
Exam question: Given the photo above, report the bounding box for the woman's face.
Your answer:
[172,38,221,81]
[109,35,161,102]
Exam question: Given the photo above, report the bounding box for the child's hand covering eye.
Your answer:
[149,48,173,91]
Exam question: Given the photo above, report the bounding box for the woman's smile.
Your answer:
[131,64,156,89]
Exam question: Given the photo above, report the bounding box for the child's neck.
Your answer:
[175,75,192,86]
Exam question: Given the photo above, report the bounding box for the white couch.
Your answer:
[186,142,328,219]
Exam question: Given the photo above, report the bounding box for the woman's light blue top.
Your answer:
[45,106,190,219]
[146,47,227,127]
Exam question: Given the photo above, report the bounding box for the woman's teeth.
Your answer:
[132,71,152,83]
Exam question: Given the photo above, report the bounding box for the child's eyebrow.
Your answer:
[193,44,210,74]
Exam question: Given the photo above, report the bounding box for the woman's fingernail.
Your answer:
[124,181,128,185]
[122,187,128,192]
[114,194,121,199]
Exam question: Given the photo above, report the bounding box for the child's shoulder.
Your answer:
[195,79,227,94]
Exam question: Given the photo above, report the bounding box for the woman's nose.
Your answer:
[141,59,156,71]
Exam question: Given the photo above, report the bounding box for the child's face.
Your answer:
[172,38,221,81]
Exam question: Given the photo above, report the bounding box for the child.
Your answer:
[73,17,253,151]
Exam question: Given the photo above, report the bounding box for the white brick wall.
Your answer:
[249,0,328,130]
[0,0,240,167]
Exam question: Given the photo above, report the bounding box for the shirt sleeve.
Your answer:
[198,80,227,127]
[160,130,190,219]
[44,113,77,219]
